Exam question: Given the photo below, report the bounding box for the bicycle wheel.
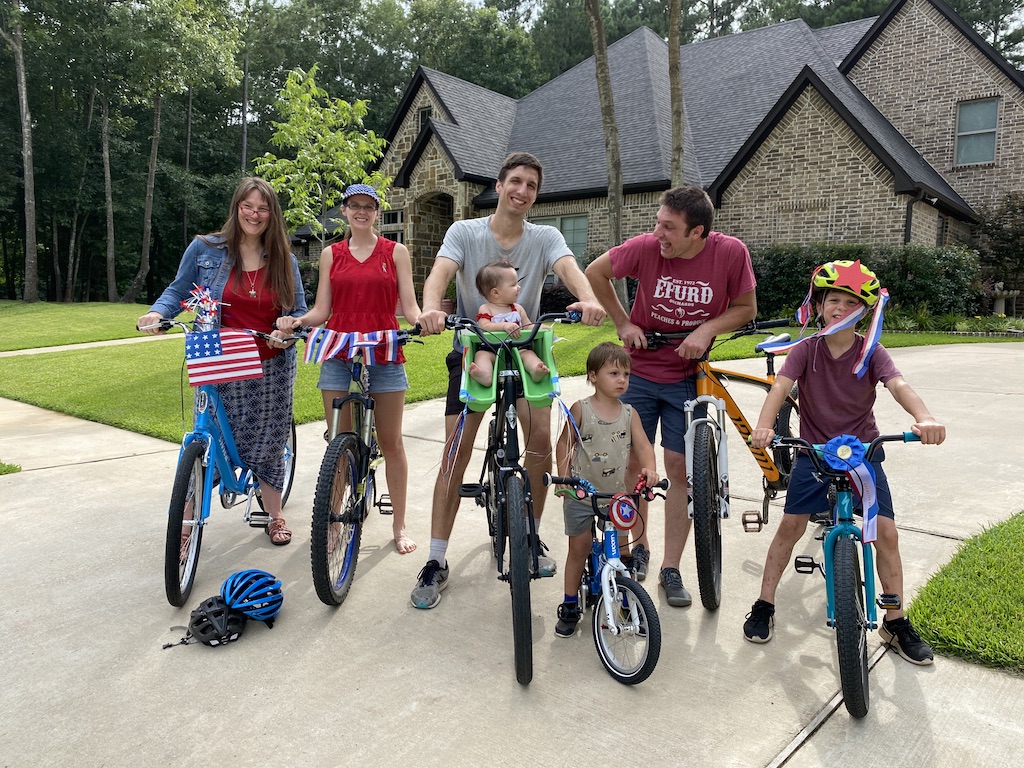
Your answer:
[505,475,533,685]
[311,433,364,606]
[773,389,799,483]
[692,421,723,610]
[834,535,870,718]
[592,575,661,685]
[165,440,207,607]
[257,419,297,511]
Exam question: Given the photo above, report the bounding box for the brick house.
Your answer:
[296,0,1024,295]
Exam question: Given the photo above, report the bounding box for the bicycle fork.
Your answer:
[593,523,640,636]
[683,395,730,521]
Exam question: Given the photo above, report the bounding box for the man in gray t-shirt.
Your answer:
[411,151,606,610]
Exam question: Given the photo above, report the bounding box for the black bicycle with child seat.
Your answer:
[645,320,799,610]
[544,473,670,684]
[310,327,421,606]
[450,310,581,685]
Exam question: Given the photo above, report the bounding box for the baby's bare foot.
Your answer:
[529,361,550,382]
[469,361,493,387]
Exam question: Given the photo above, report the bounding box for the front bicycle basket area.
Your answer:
[458,329,561,411]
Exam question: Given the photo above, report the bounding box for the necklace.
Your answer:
[245,268,259,298]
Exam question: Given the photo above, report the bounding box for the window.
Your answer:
[531,214,589,257]
[955,98,998,165]
[418,106,433,132]
[382,210,403,226]
[382,231,404,244]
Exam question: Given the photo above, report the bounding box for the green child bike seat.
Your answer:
[459,328,561,412]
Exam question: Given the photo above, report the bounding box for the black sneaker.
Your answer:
[879,616,934,665]
[554,601,582,638]
[658,567,692,607]
[410,560,450,609]
[743,599,775,643]
[631,543,650,582]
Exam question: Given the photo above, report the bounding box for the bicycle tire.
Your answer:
[592,575,661,684]
[692,421,723,610]
[505,475,533,685]
[257,419,297,511]
[165,440,207,607]
[311,433,364,606]
[834,535,870,718]
[773,389,799,484]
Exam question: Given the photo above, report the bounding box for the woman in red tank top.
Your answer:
[281,184,421,554]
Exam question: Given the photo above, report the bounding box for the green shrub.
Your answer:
[751,243,983,319]
[938,313,961,331]
[911,303,936,331]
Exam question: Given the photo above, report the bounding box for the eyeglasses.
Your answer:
[344,203,378,213]
[239,203,271,218]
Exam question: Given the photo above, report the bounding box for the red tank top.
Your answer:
[325,237,404,364]
[220,266,282,360]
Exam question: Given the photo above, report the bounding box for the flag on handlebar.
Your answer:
[185,329,263,386]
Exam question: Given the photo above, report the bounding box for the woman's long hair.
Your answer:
[205,177,296,311]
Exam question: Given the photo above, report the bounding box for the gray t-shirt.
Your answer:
[438,216,571,323]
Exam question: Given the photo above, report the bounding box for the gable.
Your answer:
[846,0,1024,211]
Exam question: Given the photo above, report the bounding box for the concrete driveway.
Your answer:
[1,341,1022,767]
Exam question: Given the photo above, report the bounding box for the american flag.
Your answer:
[185,329,263,386]
[304,328,401,365]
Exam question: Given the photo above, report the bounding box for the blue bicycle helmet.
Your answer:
[221,569,284,624]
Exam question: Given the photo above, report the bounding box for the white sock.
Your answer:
[429,538,448,567]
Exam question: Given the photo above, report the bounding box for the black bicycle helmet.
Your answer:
[187,595,247,646]
[221,569,284,623]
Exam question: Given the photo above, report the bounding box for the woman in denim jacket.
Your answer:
[139,177,307,545]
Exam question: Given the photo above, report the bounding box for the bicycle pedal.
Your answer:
[376,494,394,516]
[458,483,484,498]
[793,555,820,575]
[876,592,902,610]
[741,511,764,533]
[248,510,271,529]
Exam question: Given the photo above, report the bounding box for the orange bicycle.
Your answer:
[645,320,799,610]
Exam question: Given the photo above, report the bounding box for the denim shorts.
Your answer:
[784,453,894,519]
[318,358,409,393]
[621,373,697,455]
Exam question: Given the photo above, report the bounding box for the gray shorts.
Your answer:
[563,495,602,537]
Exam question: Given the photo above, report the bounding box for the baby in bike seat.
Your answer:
[468,261,549,387]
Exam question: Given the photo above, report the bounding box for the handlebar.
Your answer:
[543,473,671,502]
[770,432,921,479]
[445,311,581,350]
[136,317,309,344]
[644,319,791,349]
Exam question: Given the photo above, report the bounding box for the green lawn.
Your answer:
[910,511,1024,674]
[0,299,155,351]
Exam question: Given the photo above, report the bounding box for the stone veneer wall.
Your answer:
[848,0,1024,212]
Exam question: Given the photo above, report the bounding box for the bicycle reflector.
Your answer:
[610,494,639,530]
[823,434,865,470]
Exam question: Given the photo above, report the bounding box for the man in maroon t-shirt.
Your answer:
[586,185,757,607]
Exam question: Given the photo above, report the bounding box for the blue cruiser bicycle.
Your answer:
[144,318,301,607]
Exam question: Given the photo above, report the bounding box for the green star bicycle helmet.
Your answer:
[812,260,882,307]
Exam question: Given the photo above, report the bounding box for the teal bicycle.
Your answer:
[772,431,920,718]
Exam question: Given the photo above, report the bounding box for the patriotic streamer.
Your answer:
[851,289,889,378]
[554,397,583,469]
[441,407,469,477]
[303,328,403,365]
[822,434,880,543]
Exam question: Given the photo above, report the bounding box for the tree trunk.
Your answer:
[1,6,39,302]
[669,0,684,187]
[584,0,629,308]
[184,86,192,247]
[121,91,162,304]
[51,216,63,300]
[241,50,249,171]
[102,96,119,301]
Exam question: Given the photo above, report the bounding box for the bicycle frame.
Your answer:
[327,347,382,511]
[589,517,641,634]
[821,486,879,630]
